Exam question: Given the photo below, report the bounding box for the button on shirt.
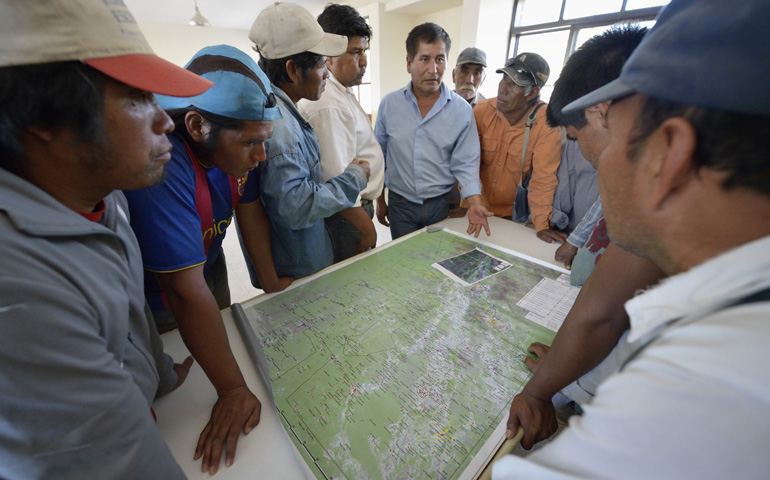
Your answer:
[374,82,481,204]
[298,73,384,206]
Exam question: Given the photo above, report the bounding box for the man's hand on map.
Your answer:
[524,342,550,373]
[464,195,493,238]
[505,390,558,450]
[195,385,262,474]
[555,242,578,270]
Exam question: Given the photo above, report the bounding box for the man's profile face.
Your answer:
[82,77,174,191]
[596,94,649,256]
[407,40,447,97]
[565,107,610,169]
[202,120,274,179]
[297,57,330,102]
[328,36,368,88]
[453,62,485,102]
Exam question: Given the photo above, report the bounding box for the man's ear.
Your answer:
[646,116,698,211]
[451,68,457,84]
[526,86,541,101]
[406,55,412,74]
[27,126,56,143]
[184,111,206,142]
[286,59,302,84]
[589,101,611,127]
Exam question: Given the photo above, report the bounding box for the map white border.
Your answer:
[235,226,569,479]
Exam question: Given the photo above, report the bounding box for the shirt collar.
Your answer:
[626,235,770,342]
[327,72,352,96]
[272,84,311,127]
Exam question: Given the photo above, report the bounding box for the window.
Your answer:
[509,0,669,101]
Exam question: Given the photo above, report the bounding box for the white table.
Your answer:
[153,216,561,478]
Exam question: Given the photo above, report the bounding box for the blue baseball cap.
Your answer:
[156,44,281,121]
[563,0,770,116]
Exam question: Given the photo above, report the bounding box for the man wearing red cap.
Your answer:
[0,1,211,478]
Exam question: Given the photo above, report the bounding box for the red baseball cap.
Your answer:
[0,0,212,97]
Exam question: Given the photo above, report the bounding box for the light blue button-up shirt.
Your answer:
[374,82,482,204]
[258,86,367,279]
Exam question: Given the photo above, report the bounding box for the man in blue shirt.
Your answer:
[374,23,493,239]
[124,45,285,475]
[247,2,370,281]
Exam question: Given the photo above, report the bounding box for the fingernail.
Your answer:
[227,459,233,467]
[505,429,513,439]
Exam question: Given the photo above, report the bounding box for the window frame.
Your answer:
[509,0,663,67]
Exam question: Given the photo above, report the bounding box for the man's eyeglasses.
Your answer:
[505,58,538,87]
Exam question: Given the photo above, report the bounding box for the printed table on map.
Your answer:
[234,229,567,479]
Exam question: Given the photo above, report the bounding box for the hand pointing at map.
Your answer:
[463,194,493,237]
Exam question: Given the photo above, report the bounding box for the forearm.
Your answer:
[159,269,246,396]
[235,201,284,291]
[338,206,375,234]
[523,244,666,399]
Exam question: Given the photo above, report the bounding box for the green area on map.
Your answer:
[242,230,559,479]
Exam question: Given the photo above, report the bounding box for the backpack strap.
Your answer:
[518,102,546,187]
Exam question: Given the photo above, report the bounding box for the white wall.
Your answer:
[136,0,514,118]
[137,22,256,67]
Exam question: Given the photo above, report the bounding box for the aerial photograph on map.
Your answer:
[433,247,512,286]
[240,230,561,479]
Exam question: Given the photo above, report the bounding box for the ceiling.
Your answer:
[123,0,331,31]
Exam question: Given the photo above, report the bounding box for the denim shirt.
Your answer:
[258,86,367,279]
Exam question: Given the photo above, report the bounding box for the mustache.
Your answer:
[457,84,476,92]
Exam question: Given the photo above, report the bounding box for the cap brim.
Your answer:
[85,54,213,97]
[562,77,636,113]
[496,67,533,87]
[307,32,348,57]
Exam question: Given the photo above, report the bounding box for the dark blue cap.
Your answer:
[156,44,281,121]
[564,0,770,116]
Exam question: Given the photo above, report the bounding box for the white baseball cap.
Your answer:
[0,0,212,97]
[249,2,347,60]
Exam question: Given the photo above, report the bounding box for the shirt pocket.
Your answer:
[480,136,499,166]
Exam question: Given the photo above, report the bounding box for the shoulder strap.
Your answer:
[619,285,770,372]
[184,142,215,257]
[518,102,546,186]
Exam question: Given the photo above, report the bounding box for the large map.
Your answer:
[238,230,562,479]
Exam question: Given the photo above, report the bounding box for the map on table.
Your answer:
[237,229,563,479]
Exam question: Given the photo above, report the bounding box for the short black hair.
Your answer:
[259,52,325,88]
[317,4,371,40]
[628,96,770,196]
[546,25,647,128]
[0,62,106,175]
[405,23,451,60]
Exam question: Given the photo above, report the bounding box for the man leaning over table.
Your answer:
[494,0,770,477]
[0,1,213,478]
[124,44,288,475]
